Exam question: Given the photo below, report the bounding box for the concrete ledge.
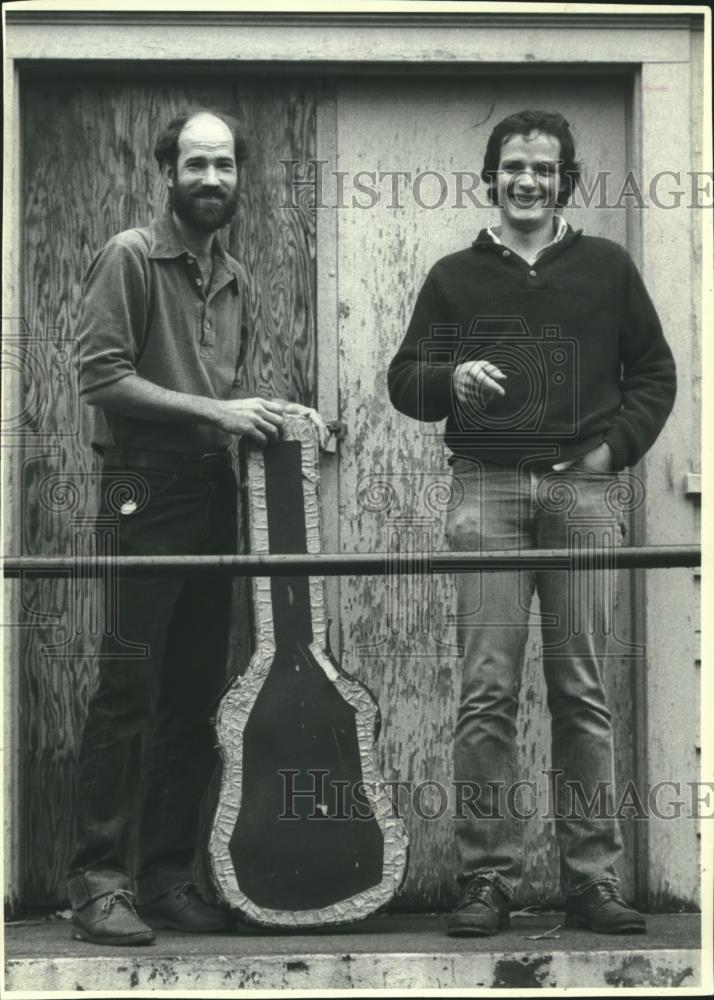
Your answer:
[4,913,702,992]
[6,947,701,992]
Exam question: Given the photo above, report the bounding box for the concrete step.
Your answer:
[4,912,702,992]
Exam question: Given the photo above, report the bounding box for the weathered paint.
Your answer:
[3,59,23,914]
[4,13,694,66]
[638,56,702,909]
[4,946,701,992]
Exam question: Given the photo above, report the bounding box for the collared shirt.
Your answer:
[486,215,568,262]
[77,211,250,455]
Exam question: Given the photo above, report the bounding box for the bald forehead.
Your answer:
[178,114,235,158]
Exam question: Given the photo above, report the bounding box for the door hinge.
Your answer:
[683,473,701,498]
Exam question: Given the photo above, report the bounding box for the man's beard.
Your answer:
[169,182,239,233]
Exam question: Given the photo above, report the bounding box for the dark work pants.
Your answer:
[69,463,238,887]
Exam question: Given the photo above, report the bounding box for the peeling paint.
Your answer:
[604,956,695,988]
[492,954,552,988]
[4,935,702,993]
[671,965,695,987]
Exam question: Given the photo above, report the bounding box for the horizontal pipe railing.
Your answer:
[1,545,700,578]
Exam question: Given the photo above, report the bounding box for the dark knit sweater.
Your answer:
[387,226,676,470]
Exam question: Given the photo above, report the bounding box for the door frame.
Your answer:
[3,7,707,913]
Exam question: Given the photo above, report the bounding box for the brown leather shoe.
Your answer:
[138,881,232,933]
[68,871,155,946]
[565,882,647,934]
[447,878,510,937]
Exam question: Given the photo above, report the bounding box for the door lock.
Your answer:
[324,420,348,454]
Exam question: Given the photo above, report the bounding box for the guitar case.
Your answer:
[209,415,408,927]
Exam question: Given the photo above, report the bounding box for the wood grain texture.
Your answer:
[335,75,637,909]
[19,73,315,905]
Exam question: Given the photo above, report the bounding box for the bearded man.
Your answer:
[69,109,324,945]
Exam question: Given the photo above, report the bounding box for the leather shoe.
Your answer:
[565,882,647,934]
[138,881,232,933]
[447,878,510,937]
[68,871,155,946]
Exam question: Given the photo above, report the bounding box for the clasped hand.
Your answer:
[215,397,329,449]
[453,359,507,407]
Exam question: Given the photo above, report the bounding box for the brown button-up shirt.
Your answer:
[77,210,250,455]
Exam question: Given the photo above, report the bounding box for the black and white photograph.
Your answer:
[2,1,711,996]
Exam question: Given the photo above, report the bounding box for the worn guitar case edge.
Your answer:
[209,414,409,928]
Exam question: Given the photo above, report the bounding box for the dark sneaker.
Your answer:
[68,871,155,946]
[138,881,232,933]
[565,882,647,934]
[447,878,510,937]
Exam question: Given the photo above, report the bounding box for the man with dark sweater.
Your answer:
[388,110,676,937]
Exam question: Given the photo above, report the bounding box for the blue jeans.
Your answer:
[68,461,237,890]
[445,457,626,898]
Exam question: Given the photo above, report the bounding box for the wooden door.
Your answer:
[18,70,317,905]
[17,66,640,911]
[331,72,639,909]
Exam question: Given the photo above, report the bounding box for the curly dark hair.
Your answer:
[154,108,248,171]
[480,110,582,208]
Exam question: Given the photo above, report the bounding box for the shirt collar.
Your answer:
[485,215,568,260]
[147,210,243,281]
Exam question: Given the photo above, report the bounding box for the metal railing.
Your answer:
[2,545,700,578]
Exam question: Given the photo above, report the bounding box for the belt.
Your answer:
[98,447,233,479]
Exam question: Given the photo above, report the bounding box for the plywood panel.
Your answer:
[335,74,636,908]
[19,73,316,904]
